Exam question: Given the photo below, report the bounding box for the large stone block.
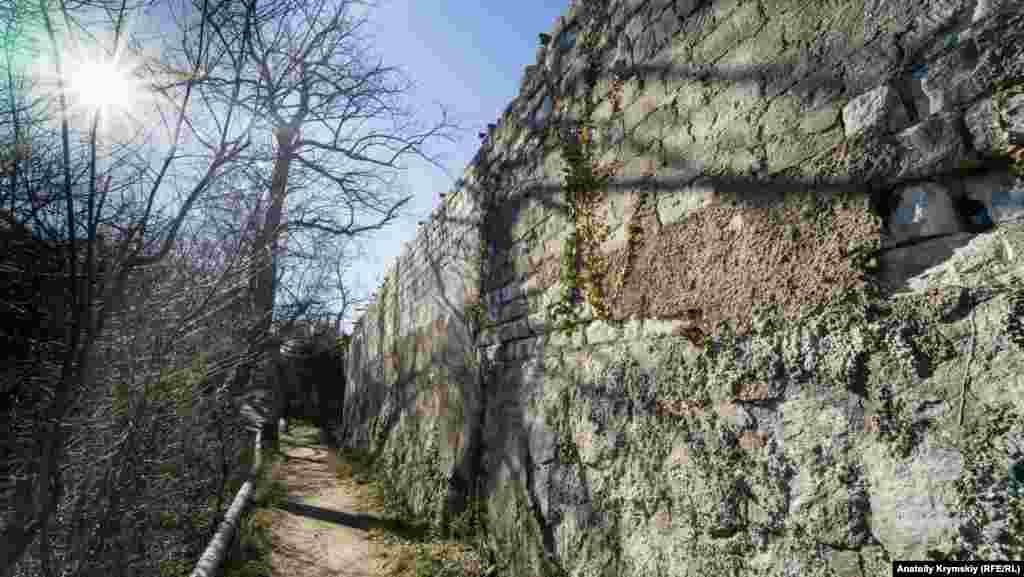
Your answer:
[886,182,961,246]
[691,2,764,65]
[636,2,683,61]
[843,42,899,96]
[863,441,964,560]
[893,112,968,180]
[799,102,841,135]
[962,170,1024,226]
[973,0,1013,22]
[965,96,1002,156]
[909,37,985,117]
[842,85,910,137]
[764,128,843,175]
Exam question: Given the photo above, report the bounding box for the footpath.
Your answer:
[253,423,490,577]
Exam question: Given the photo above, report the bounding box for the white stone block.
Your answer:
[842,85,910,137]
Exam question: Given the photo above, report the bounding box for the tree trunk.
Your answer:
[247,126,299,449]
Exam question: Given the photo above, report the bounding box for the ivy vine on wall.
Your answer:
[545,16,626,333]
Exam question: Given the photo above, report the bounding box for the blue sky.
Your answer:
[343,0,567,318]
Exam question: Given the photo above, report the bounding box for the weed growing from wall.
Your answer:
[546,26,625,332]
[993,82,1024,177]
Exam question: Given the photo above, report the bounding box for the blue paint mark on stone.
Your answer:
[993,190,1012,207]
[910,63,928,80]
[894,189,929,225]
[559,28,577,52]
[992,189,1024,209]
[970,205,993,227]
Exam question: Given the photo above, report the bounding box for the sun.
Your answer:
[66,57,141,115]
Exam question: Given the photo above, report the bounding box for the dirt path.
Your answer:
[254,423,489,577]
[260,425,391,577]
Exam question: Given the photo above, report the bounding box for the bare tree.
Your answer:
[2,0,456,571]
[176,0,457,445]
[1,0,255,571]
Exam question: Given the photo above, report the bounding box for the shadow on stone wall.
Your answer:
[339,1,1024,574]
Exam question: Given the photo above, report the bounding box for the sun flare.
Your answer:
[67,58,141,114]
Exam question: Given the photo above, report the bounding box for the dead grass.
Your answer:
[331,447,495,577]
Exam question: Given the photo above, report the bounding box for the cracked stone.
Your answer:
[842,85,910,137]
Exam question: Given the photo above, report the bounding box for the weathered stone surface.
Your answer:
[842,42,899,96]
[973,0,1013,22]
[799,103,841,134]
[886,182,961,245]
[842,85,910,137]
[912,37,986,116]
[893,112,969,180]
[901,225,1024,291]
[656,178,716,225]
[880,233,974,292]
[966,96,1002,155]
[691,1,763,65]
[864,440,964,560]
[341,1,1024,576]
[1005,93,1024,142]
[962,170,1024,226]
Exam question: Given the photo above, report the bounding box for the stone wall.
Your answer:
[340,0,1024,574]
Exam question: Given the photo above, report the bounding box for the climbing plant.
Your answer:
[993,82,1024,177]
[545,15,626,333]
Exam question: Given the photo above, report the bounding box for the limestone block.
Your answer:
[657,179,717,226]
[763,94,800,137]
[901,0,961,57]
[717,17,786,72]
[893,112,968,180]
[886,182,961,246]
[973,0,1012,22]
[623,0,646,16]
[709,81,761,143]
[640,3,684,60]
[842,85,910,137]
[764,128,843,175]
[799,103,841,134]
[963,170,1024,226]
[691,2,763,65]
[843,43,899,96]
[1005,93,1024,143]
[863,441,964,560]
[909,38,984,117]
[965,96,1002,155]
[623,94,665,148]
[880,233,975,291]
